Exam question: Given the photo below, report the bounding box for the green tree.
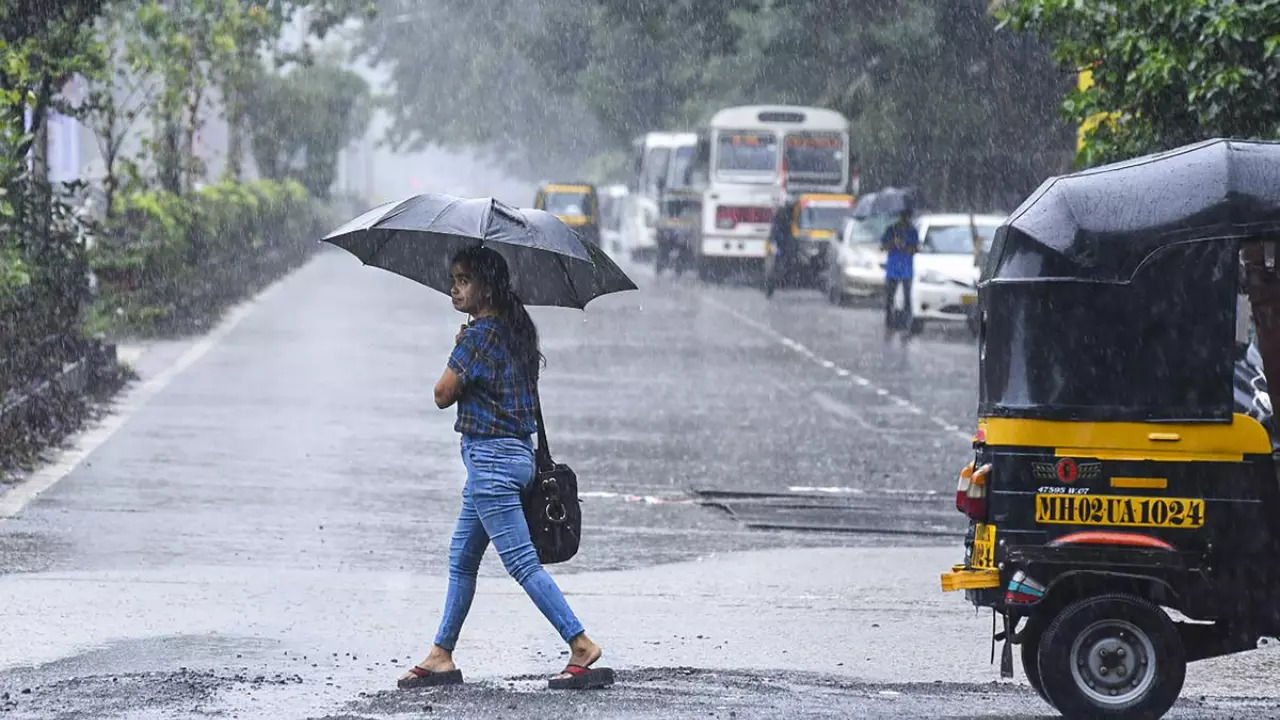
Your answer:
[356,0,612,179]
[1001,0,1280,167]
[0,0,107,339]
[244,58,372,198]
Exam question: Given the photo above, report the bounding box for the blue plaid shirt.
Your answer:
[447,317,538,438]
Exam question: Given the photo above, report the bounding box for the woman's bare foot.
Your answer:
[553,633,602,679]
[400,644,457,681]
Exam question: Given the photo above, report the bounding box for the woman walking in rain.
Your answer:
[398,246,610,691]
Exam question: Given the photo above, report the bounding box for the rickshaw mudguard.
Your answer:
[999,547,1197,614]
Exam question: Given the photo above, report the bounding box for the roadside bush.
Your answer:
[88,178,329,335]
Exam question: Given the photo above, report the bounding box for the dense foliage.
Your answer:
[1001,0,1280,167]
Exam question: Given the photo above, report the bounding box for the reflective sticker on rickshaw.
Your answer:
[1035,493,1205,528]
[1032,459,1101,483]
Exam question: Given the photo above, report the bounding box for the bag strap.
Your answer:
[534,387,553,471]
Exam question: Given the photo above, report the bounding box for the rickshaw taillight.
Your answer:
[964,464,992,520]
[955,461,975,513]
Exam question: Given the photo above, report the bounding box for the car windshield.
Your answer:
[800,205,853,232]
[922,224,998,254]
[717,131,777,173]
[846,216,892,245]
[544,191,591,216]
[785,132,844,183]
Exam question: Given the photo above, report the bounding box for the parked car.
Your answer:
[826,214,894,303]
[911,213,1004,334]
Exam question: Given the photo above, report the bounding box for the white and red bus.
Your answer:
[689,105,852,279]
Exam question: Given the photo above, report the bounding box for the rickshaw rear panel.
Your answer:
[965,414,1280,619]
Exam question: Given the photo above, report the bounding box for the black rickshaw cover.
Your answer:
[979,139,1280,422]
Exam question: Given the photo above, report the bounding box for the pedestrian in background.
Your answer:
[398,245,609,691]
[880,208,920,329]
[764,201,797,298]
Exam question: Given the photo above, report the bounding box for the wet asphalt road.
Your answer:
[2,248,1279,719]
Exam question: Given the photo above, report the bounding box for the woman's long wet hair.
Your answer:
[452,246,544,378]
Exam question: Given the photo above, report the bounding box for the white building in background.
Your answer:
[40,12,533,208]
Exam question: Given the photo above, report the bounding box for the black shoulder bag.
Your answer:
[522,396,581,564]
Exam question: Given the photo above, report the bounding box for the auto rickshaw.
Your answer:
[534,183,600,245]
[764,193,854,293]
[940,138,1280,719]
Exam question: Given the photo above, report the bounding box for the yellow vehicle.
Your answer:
[791,193,854,249]
[764,193,854,293]
[534,183,600,245]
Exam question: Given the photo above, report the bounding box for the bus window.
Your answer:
[785,132,844,184]
[717,131,778,174]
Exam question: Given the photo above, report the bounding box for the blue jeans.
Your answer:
[433,435,585,651]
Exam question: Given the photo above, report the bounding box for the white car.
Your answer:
[827,215,894,303]
[911,213,1005,334]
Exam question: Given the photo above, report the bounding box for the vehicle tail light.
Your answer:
[955,461,974,513]
[716,206,773,229]
[965,464,992,520]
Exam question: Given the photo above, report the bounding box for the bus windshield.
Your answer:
[667,145,697,189]
[716,131,778,175]
[785,132,845,184]
[643,147,671,195]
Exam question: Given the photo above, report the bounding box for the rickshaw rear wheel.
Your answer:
[1038,593,1185,720]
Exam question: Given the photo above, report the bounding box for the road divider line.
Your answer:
[704,297,972,442]
[0,269,297,520]
[810,391,875,429]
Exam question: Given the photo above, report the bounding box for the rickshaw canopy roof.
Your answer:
[540,183,595,194]
[987,139,1280,284]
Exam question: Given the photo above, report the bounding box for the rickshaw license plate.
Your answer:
[971,523,997,569]
[961,294,978,305]
[1035,494,1205,528]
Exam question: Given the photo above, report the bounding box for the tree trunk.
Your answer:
[29,75,53,240]
[184,83,204,192]
[158,118,182,195]
[224,86,243,181]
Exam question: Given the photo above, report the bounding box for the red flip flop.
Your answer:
[397,666,464,689]
[548,663,615,690]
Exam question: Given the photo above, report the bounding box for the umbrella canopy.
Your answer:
[993,138,1280,282]
[322,193,637,309]
[851,186,921,219]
